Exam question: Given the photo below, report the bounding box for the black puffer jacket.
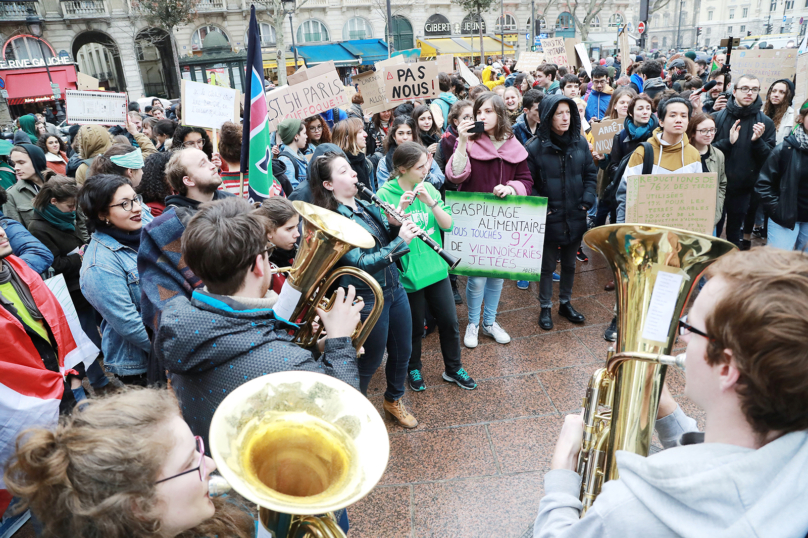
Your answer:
[756,133,808,229]
[525,94,597,244]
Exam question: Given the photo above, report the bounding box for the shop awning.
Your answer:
[262,56,306,69]
[339,39,389,65]
[456,36,516,56]
[291,43,361,67]
[417,38,474,56]
[2,64,77,105]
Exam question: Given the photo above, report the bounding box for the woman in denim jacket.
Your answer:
[79,173,153,385]
[309,151,421,429]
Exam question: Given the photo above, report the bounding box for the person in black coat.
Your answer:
[712,74,777,248]
[526,94,597,331]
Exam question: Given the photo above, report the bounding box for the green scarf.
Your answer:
[35,204,76,232]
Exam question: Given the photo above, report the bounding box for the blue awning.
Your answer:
[339,39,390,65]
[292,39,390,67]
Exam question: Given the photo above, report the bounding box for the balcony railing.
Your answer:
[297,0,328,8]
[0,1,41,20]
[342,0,370,5]
[61,0,109,18]
[196,0,226,11]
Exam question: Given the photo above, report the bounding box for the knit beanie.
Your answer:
[277,118,303,146]
[684,51,697,61]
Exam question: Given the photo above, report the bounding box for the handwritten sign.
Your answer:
[383,61,439,102]
[591,118,624,154]
[65,90,127,125]
[456,58,481,86]
[434,54,455,74]
[540,37,569,68]
[445,191,547,281]
[515,52,545,73]
[575,43,592,77]
[44,274,100,370]
[565,38,582,69]
[338,85,356,111]
[180,79,239,130]
[732,49,798,96]
[793,52,808,110]
[353,70,392,115]
[266,66,347,131]
[624,173,718,236]
[287,60,336,86]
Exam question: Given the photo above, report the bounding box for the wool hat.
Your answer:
[277,118,303,146]
[684,51,697,60]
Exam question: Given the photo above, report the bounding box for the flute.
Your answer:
[358,186,461,270]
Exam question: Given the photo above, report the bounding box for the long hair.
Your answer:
[309,151,345,212]
[36,133,67,155]
[447,99,473,129]
[371,110,392,131]
[304,115,331,146]
[33,175,78,211]
[763,81,794,130]
[471,92,512,141]
[604,86,638,120]
[4,388,253,538]
[137,152,173,204]
[331,117,365,156]
[411,105,440,138]
[383,116,417,154]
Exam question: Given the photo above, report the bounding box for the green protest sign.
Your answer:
[445,191,547,281]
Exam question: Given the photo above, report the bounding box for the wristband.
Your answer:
[430,199,440,209]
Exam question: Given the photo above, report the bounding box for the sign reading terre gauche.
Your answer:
[445,191,547,282]
[624,172,718,236]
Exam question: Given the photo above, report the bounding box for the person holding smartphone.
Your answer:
[445,92,533,348]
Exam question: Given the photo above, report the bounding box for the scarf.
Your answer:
[725,95,763,119]
[95,222,142,251]
[0,260,43,321]
[420,131,440,147]
[346,151,372,191]
[626,114,659,141]
[550,129,575,150]
[35,204,76,232]
[792,124,808,150]
[508,108,522,125]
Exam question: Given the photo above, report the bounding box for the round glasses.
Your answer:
[109,194,143,212]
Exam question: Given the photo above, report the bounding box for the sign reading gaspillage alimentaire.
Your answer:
[445,191,547,282]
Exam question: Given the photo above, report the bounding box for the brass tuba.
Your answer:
[277,201,383,352]
[577,224,736,514]
[208,370,390,538]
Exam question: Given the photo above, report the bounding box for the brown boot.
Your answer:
[383,398,418,429]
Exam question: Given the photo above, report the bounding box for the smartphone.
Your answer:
[468,121,485,134]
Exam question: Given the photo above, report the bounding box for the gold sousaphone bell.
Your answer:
[209,371,390,538]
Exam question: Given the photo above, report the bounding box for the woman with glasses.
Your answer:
[685,112,727,231]
[304,115,331,153]
[5,388,257,538]
[171,125,221,168]
[79,174,153,386]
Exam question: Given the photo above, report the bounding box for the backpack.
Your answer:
[602,141,654,203]
[280,149,304,182]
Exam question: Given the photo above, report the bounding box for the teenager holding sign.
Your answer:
[446,92,533,348]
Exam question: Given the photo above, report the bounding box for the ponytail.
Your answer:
[32,174,78,211]
[391,141,428,181]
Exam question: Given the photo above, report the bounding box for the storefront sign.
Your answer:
[425,14,452,36]
[461,15,486,35]
[0,56,73,70]
[446,191,547,282]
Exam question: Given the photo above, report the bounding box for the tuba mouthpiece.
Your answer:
[208,474,232,497]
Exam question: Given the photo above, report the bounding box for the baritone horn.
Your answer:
[274,201,383,352]
[208,371,389,538]
[577,224,736,514]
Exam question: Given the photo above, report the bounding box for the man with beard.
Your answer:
[700,71,730,114]
[712,74,776,248]
[137,147,233,382]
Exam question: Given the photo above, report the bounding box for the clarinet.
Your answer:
[358,186,461,270]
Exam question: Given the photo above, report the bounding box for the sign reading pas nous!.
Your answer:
[445,191,547,282]
[383,62,439,102]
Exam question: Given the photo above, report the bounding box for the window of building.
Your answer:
[706,26,712,35]
[556,12,573,29]
[729,8,735,19]
[705,38,710,46]
[495,13,518,32]
[652,14,660,26]
[343,17,373,40]
[526,17,547,34]
[663,36,668,47]
[589,15,600,28]
[608,13,623,27]
[3,35,56,62]
[786,0,794,8]
[728,25,733,33]
[386,15,414,50]
[742,7,748,17]
[191,25,229,51]
[297,19,330,43]
[740,24,746,32]
[707,10,713,20]
[259,23,276,47]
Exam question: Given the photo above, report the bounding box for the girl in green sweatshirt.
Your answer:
[377,142,477,391]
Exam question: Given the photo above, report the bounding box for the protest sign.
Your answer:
[456,58,481,86]
[575,43,592,77]
[353,70,393,115]
[338,85,356,110]
[591,118,624,154]
[374,55,406,72]
[624,173,718,236]
[434,54,455,74]
[265,66,347,131]
[180,79,239,130]
[540,37,569,68]
[44,274,100,371]
[287,60,336,85]
[515,52,545,73]
[793,53,808,111]
[65,90,127,125]
[383,61,439,102]
[565,38,582,69]
[445,191,547,281]
[731,49,798,95]
[76,72,99,91]
[618,29,631,71]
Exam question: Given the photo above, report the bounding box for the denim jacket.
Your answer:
[79,218,153,375]
[0,214,54,274]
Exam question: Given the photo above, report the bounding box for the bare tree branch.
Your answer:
[648,0,673,16]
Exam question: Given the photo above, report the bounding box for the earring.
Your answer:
[105,219,111,225]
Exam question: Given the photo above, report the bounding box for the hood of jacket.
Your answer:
[611,431,808,537]
[538,94,581,148]
[15,143,47,182]
[438,92,458,106]
[165,189,232,211]
[466,132,528,163]
[78,124,112,159]
[644,77,667,90]
[482,66,500,84]
[644,127,701,172]
[630,73,645,93]
[17,115,39,144]
[589,86,614,98]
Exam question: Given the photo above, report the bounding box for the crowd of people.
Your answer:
[1,48,807,538]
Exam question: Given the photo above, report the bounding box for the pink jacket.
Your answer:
[445,135,533,196]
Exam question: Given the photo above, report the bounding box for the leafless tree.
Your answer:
[251,0,311,86]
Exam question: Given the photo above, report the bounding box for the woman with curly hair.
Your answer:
[37,133,69,175]
[137,151,174,216]
[171,126,214,161]
[4,388,255,538]
[304,115,331,152]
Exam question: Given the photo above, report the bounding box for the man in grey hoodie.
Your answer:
[534,247,808,538]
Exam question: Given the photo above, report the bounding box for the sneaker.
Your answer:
[443,368,478,390]
[516,280,529,290]
[464,323,479,348]
[553,272,561,282]
[576,247,589,262]
[482,321,511,344]
[408,369,425,391]
[751,226,764,239]
[604,316,617,342]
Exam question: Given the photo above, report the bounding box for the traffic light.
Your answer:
[766,23,772,34]
[747,30,752,36]
[697,27,702,37]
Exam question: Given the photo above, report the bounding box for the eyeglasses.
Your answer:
[309,125,323,132]
[250,243,274,271]
[182,139,206,148]
[156,436,206,484]
[109,194,143,212]
[736,86,760,94]
[678,315,714,342]
[592,78,608,85]
[696,128,717,135]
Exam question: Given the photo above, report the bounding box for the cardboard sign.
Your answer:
[575,43,592,77]
[515,52,545,73]
[618,30,631,72]
[445,191,547,282]
[287,60,337,86]
[456,58,481,86]
[65,90,127,125]
[794,52,808,113]
[434,54,455,74]
[565,38,582,69]
[76,72,99,91]
[591,118,624,154]
[624,173,718,236]
[338,85,356,111]
[180,79,239,130]
[266,67,348,131]
[731,49,798,95]
[353,70,393,115]
[383,61,439,102]
[540,37,569,68]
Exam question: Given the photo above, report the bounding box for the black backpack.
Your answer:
[602,141,654,203]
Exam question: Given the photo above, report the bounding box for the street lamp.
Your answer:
[281,0,300,73]
[26,12,65,122]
